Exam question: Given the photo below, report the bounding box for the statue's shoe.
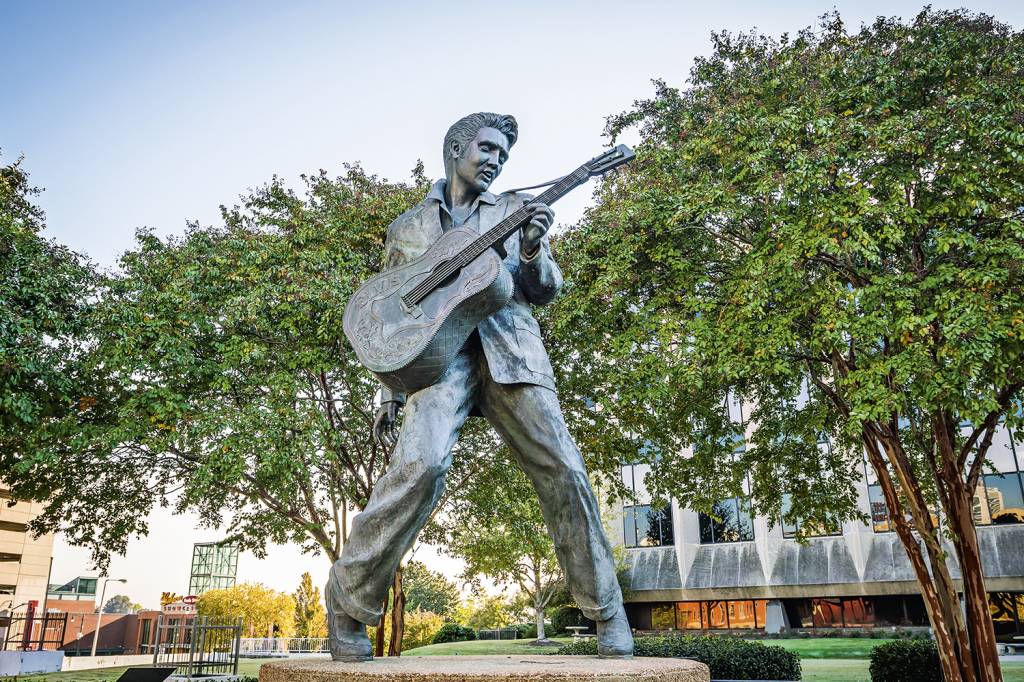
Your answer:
[596,605,634,658]
[328,604,372,661]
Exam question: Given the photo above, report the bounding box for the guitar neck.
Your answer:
[404,144,634,308]
[462,164,590,263]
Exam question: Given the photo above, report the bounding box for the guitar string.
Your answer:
[403,165,585,301]
[404,168,586,305]
[405,168,586,304]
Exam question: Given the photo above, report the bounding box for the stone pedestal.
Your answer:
[259,655,709,682]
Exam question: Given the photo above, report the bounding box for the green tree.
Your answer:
[198,582,296,638]
[402,560,460,619]
[103,594,141,614]
[551,10,1022,681]
[1,153,95,488]
[455,593,513,632]
[427,452,563,640]
[6,163,491,656]
[293,571,327,638]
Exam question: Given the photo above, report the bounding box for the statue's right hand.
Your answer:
[373,401,401,447]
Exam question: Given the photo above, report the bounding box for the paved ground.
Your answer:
[260,656,709,682]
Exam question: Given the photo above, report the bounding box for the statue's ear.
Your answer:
[450,141,461,159]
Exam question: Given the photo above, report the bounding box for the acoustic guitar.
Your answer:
[343,144,635,394]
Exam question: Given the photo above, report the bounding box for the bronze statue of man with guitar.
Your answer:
[329,112,635,660]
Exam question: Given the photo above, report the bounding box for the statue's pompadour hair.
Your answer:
[443,112,518,167]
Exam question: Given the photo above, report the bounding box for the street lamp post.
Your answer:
[90,578,127,658]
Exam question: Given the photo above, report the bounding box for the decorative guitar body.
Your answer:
[343,144,635,395]
[344,228,512,394]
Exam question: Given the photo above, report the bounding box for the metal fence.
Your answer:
[0,608,68,651]
[476,627,520,641]
[238,637,329,656]
[153,615,241,678]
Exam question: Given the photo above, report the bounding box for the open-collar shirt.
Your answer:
[425,179,497,233]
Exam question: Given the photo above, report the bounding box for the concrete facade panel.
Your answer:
[628,547,682,591]
[0,539,24,555]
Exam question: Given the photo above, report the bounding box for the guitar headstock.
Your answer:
[585,144,635,177]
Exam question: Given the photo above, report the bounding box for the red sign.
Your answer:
[182,595,198,605]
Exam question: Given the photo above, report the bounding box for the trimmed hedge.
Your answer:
[869,639,941,682]
[556,635,801,680]
[431,622,477,644]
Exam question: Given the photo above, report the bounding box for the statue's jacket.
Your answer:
[382,180,562,402]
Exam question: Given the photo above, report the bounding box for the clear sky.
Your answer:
[4,0,1022,609]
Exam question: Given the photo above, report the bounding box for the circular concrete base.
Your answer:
[259,655,709,682]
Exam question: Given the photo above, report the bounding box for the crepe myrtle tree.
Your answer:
[425,449,564,642]
[5,164,491,654]
[548,10,1023,682]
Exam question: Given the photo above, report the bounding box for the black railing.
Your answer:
[0,608,68,651]
[153,615,242,678]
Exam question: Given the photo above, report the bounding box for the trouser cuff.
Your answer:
[581,597,621,622]
[332,578,382,626]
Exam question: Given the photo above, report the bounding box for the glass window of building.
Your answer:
[988,592,1024,638]
[703,601,729,629]
[621,459,674,548]
[675,602,702,630]
[624,505,674,548]
[970,422,1024,525]
[864,460,939,533]
[728,600,758,628]
[651,604,675,630]
[633,600,769,630]
[811,598,844,627]
[699,497,754,543]
[697,394,754,543]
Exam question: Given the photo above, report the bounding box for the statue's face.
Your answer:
[452,126,509,194]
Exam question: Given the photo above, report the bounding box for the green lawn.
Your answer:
[751,638,888,659]
[7,643,1024,681]
[801,660,1024,682]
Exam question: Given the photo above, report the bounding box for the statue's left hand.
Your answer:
[521,202,554,257]
[373,401,401,447]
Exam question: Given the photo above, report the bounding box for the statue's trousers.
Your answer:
[327,340,623,625]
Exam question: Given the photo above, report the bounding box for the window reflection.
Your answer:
[704,601,728,629]
[699,498,755,543]
[976,473,1024,526]
[623,504,674,548]
[638,600,770,630]
[651,604,674,630]
[675,602,701,630]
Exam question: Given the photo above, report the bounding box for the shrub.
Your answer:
[515,623,536,639]
[431,622,477,644]
[557,635,801,681]
[403,610,445,650]
[550,605,593,635]
[869,639,941,682]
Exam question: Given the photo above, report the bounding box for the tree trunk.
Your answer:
[388,567,405,656]
[945,473,1003,681]
[374,597,387,658]
[535,602,547,641]
[865,436,965,682]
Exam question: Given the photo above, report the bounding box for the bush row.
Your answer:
[556,635,801,680]
[869,639,941,682]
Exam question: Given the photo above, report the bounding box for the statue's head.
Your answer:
[443,112,518,194]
